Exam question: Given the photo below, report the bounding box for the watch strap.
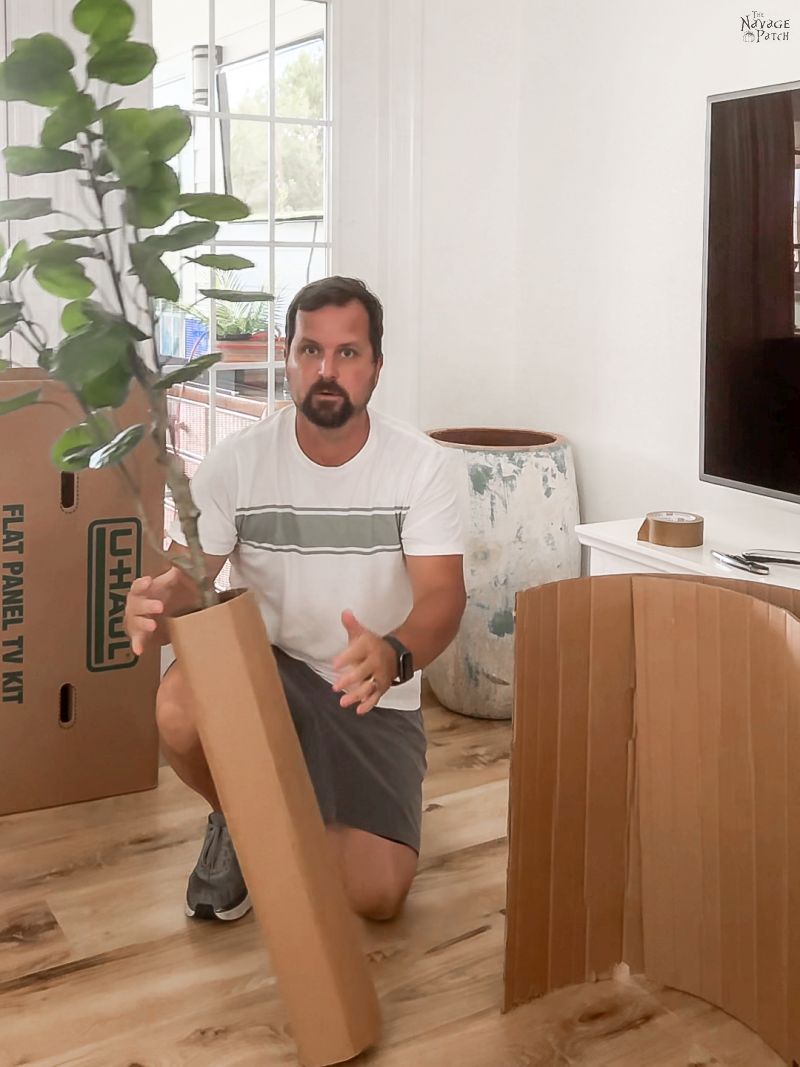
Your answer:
[382,633,413,684]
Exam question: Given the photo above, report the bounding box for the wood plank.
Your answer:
[0,895,71,983]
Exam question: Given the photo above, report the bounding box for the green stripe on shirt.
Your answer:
[235,507,406,552]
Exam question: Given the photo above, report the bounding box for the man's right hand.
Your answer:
[124,567,188,656]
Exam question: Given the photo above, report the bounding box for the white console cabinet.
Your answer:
[576,513,800,592]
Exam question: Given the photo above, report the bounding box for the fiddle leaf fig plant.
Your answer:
[0,0,271,609]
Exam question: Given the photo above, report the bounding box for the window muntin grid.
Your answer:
[152,0,331,488]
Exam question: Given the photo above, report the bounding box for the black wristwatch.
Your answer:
[382,634,414,685]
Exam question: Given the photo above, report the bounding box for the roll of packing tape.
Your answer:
[637,511,704,548]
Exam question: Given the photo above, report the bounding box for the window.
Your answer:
[151,0,331,530]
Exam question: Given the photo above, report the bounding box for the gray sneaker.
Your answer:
[185,812,252,921]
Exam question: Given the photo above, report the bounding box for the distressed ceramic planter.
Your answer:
[426,428,581,719]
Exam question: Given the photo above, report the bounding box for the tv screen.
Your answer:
[702,83,800,504]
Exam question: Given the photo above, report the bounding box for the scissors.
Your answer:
[741,549,800,567]
[710,550,770,576]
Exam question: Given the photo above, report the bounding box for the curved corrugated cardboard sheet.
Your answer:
[505,574,800,1065]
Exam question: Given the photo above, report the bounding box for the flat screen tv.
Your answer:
[701,82,800,504]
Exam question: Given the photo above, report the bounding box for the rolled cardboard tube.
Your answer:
[169,590,381,1066]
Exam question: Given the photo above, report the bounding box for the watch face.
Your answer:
[398,649,413,682]
[385,635,413,683]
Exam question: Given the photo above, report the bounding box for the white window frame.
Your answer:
[159,0,333,449]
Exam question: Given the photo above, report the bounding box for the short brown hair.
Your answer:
[285,276,384,362]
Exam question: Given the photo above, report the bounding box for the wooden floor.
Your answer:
[0,686,784,1067]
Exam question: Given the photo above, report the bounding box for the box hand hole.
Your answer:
[60,473,76,510]
[59,683,75,727]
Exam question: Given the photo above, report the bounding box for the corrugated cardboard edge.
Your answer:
[505,574,799,1066]
[169,590,381,1067]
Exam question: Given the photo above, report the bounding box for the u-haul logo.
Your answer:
[87,518,141,672]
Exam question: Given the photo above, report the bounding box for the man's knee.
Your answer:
[330,827,417,921]
[350,884,407,922]
[155,668,199,755]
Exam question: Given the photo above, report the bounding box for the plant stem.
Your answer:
[146,319,217,609]
[80,136,218,610]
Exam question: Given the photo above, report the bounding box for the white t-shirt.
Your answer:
[170,406,465,709]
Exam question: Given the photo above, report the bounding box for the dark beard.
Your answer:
[300,379,355,429]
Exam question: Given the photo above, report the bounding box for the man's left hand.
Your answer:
[332,609,397,715]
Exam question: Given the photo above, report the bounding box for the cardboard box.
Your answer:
[506,574,800,1065]
[0,370,163,815]
[169,589,381,1067]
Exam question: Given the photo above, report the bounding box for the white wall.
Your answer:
[333,0,524,430]
[516,0,800,525]
[334,0,800,529]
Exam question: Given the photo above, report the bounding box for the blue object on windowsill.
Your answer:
[184,318,209,360]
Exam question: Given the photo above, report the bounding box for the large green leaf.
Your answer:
[102,108,153,186]
[129,244,179,302]
[87,41,157,86]
[89,423,144,469]
[186,253,254,270]
[0,198,53,221]
[97,100,123,119]
[200,288,273,302]
[0,302,23,338]
[0,389,40,415]
[78,178,121,199]
[4,146,82,175]
[126,162,180,228]
[33,259,94,299]
[155,353,222,389]
[61,300,91,334]
[104,107,190,188]
[144,107,191,163]
[0,34,76,106]
[73,0,134,48]
[51,420,113,472]
[0,359,9,372]
[178,193,250,222]
[40,92,96,148]
[61,299,148,345]
[0,241,28,283]
[28,242,98,266]
[142,220,218,253]
[110,147,151,188]
[81,359,132,409]
[45,226,115,240]
[52,322,130,388]
[101,106,149,140]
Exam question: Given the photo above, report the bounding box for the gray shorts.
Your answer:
[274,647,427,853]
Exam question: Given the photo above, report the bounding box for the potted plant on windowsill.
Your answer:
[0,2,380,1064]
[182,270,285,364]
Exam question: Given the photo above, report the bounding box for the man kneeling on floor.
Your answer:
[124,276,467,924]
